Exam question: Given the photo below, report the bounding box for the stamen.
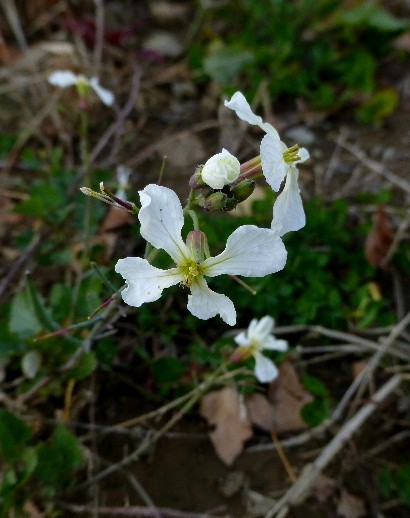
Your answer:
[283,144,301,164]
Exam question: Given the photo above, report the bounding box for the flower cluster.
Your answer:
[112,91,309,326]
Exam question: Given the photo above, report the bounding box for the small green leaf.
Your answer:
[152,357,185,385]
[301,399,329,428]
[21,350,41,379]
[0,410,32,463]
[379,466,394,499]
[356,89,399,125]
[203,46,254,84]
[35,424,83,488]
[302,375,329,398]
[396,463,410,504]
[9,286,43,338]
[68,351,97,380]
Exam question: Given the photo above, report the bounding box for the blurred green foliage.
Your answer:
[192,0,407,114]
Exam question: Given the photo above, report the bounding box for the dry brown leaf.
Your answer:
[311,474,338,502]
[337,488,366,518]
[268,361,313,433]
[200,386,253,465]
[100,206,134,232]
[245,392,276,432]
[365,205,395,269]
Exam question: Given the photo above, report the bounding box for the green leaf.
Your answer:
[9,286,43,338]
[302,375,329,398]
[203,46,254,84]
[396,463,410,504]
[0,410,32,463]
[152,357,185,385]
[379,466,394,499]
[340,3,408,32]
[356,89,399,125]
[68,351,97,380]
[301,399,329,428]
[35,424,83,488]
[21,350,41,379]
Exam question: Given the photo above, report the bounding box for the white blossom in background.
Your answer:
[201,148,240,189]
[115,165,133,201]
[48,70,114,106]
[224,91,309,235]
[234,316,288,382]
[115,184,287,326]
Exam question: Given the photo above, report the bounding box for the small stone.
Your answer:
[142,31,183,58]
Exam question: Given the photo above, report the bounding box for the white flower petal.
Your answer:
[252,315,274,340]
[48,70,78,88]
[247,318,259,339]
[224,92,280,139]
[234,331,250,347]
[254,352,279,383]
[201,148,240,189]
[138,184,190,264]
[262,337,288,352]
[115,257,181,306]
[203,225,287,277]
[260,134,288,191]
[187,278,236,325]
[271,169,305,236]
[298,147,310,163]
[89,77,115,106]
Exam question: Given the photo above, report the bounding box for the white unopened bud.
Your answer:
[201,149,240,189]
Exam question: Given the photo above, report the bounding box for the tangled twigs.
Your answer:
[263,374,404,518]
[58,503,226,517]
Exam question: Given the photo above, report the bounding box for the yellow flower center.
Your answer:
[283,144,300,164]
[179,259,204,287]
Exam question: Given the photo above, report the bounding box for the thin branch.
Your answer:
[263,374,402,517]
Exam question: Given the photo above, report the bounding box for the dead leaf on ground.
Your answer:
[245,392,276,432]
[337,488,366,518]
[200,386,253,465]
[311,473,338,503]
[100,206,134,232]
[364,205,395,268]
[267,361,313,433]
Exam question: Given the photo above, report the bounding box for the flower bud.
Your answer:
[189,167,206,189]
[230,179,255,202]
[223,197,238,212]
[201,149,240,189]
[186,230,210,262]
[203,191,227,211]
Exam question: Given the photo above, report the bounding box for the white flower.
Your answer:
[234,316,288,382]
[201,149,240,189]
[115,184,287,326]
[48,70,114,106]
[224,91,309,235]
